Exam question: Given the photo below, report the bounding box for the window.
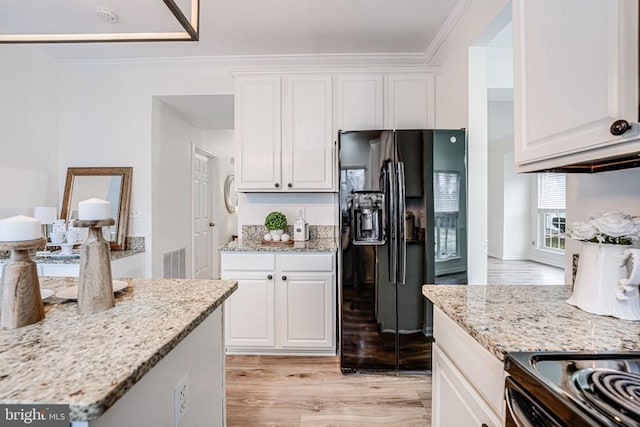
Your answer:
[434,171,460,261]
[339,168,366,208]
[537,173,566,252]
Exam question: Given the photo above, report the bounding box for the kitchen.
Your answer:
[2,0,640,426]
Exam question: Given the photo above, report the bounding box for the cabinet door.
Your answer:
[431,344,503,427]
[40,263,79,277]
[235,76,282,191]
[223,271,276,348]
[111,253,145,278]
[334,74,384,132]
[385,73,436,129]
[513,0,639,169]
[276,272,334,349]
[282,74,334,191]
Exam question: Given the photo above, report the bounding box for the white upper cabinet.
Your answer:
[282,75,334,190]
[385,73,436,129]
[513,0,639,171]
[235,74,334,192]
[334,74,384,132]
[235,76,282,190]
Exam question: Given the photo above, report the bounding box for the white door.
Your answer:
[281,74,334,190]
[192,151,213,280]
[513,0,639,167]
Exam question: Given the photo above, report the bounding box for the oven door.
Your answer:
[505,377,565,427]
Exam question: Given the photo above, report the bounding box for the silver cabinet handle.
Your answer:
[397,162,406,285]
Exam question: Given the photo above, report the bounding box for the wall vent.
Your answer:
[163,248,186,279]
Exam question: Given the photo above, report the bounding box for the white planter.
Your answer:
[567,242,640,320]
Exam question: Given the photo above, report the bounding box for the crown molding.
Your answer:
[58,52,432,70]
[423,0,474,64]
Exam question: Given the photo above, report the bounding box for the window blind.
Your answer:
[537,173,566,209]
[434,171,460,212]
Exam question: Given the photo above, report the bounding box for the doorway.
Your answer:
[192,145,221,279]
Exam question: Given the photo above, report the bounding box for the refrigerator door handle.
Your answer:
[386,161,397,284]
[397,162,406,285]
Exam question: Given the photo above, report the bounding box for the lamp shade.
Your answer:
[33,207,57,225]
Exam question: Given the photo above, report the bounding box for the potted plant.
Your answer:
[264,211,288,238]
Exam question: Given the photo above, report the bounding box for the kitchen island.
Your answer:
[422,284,640,427]
[0,277,237,426]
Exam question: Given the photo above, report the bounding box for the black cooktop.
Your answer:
[506,352,640,427]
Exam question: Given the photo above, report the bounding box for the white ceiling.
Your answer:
[158,95,234,130]
[1,0,461,60]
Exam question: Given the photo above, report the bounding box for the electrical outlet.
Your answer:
[129,209,141,219]
[296,207,305,219]
[173,373,189,427]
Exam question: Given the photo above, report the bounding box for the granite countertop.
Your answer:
[423,284,640,361]
[0,249,144,265]
[0,277,237,422]
[220,237,337,253]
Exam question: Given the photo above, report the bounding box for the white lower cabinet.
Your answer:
[39,253,145,278]
[431,306,505,426]
[221,252,336,355]
[432,344,503,427]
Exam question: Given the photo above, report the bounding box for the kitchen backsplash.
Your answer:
[242,225,335,241]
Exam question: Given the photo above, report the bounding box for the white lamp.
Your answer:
[33,207,57,241]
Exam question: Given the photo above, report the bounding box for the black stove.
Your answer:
[505,352,640,427]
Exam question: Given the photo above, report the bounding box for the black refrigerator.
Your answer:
[338,129,467,372]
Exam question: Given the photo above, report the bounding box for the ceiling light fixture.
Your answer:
[0,0,199,44]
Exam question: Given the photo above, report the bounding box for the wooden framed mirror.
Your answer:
[61,167,132,250]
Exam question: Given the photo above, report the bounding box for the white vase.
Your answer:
[567,242,640,320]
[269,229,284,238]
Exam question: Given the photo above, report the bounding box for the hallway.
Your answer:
[487,257,565,285]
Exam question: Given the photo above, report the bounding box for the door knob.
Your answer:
[274,183,280,188]
[282,275,287,281]
[610,119,632,136]
[287,183,293,188]
[209,222,215,227]
[267,275,273,280]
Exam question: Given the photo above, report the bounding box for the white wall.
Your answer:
[150,101,237,279]
[58,61,235,276]
[237,193,336,238]
[487,100,530,260]
[0,46,60,219]
[429,0,510,283]
[151,99,201,278]
[565,169,640,283]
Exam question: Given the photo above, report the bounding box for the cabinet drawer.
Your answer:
[278,253,334,272]
[221,253,275,271]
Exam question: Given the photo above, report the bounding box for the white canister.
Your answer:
[567,242,640,320]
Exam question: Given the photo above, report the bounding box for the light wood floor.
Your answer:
[226,355,431,427]
[487,257,565,285]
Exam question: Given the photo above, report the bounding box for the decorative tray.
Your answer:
[261,239,294,246]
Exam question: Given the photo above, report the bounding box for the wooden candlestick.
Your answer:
[73,219,116,314]
[0,238,47,329]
